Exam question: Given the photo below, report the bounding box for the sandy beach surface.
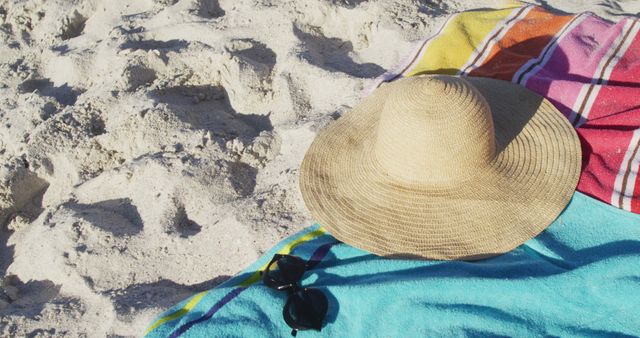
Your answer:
[0,0,638,336]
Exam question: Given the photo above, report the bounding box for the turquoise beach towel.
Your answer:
[145,192,640,337]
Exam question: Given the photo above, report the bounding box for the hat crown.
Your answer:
[374,75,496,185]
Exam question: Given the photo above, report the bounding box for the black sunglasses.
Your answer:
[261,254,328,336]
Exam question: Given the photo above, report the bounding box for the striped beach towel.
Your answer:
[369,5,640,213]
[144,6,640,337]
[144,192,640,337]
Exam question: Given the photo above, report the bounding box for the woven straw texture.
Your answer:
[299,75,581,260]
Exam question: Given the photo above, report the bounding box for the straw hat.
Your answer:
[299,75,581,260]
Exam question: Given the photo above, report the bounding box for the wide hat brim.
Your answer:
[300,76,581,260]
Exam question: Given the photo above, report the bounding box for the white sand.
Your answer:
[0,0,638,336]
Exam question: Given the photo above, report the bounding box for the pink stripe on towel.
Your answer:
[522,15,625,120]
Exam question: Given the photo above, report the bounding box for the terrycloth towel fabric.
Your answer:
[368,5,640,214]
[145,192,640,337]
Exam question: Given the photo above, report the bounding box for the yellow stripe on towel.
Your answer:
[145,291,208,335]
[405,7,518,77]
[144,226,327,335]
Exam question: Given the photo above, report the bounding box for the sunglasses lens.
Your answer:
[284,288,328,331]
[264,255,307,288]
